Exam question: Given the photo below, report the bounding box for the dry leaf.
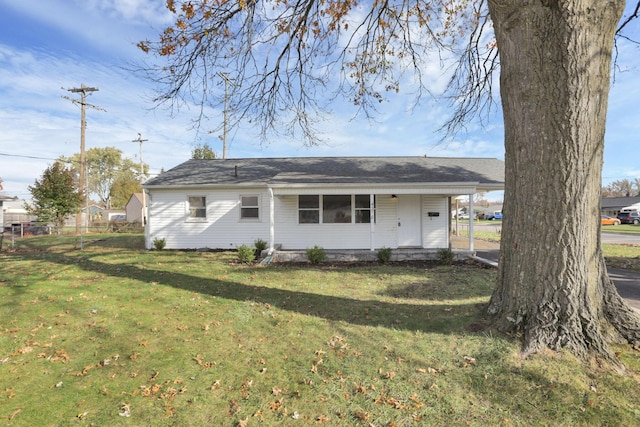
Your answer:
[119,403,131,417]
[272,387,282,396]
[8,408,21,420]
[193,354,217,368]
[269,399,283,412]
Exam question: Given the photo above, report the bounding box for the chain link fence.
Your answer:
[1,222,144,251]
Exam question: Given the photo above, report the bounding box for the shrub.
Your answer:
[152,237,166,251]
[237,244,256,263]
[254,238,268,253]
[306,245,326,264]
[438,248,455,265]
[377,247,392,263]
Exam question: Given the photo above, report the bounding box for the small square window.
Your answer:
[241,195,260,220]
[298,195,320,223]
[188,196,206,219]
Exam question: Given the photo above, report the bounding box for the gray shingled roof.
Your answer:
[144,157,504,188]
[601,196,640,209]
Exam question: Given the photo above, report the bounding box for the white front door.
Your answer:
[397,195,422,247]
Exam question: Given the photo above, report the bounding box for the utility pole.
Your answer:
[132,133,148,226]
[63,84,103,235]
[217,72,235,159]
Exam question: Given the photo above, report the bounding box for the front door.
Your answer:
[397,195,422,247]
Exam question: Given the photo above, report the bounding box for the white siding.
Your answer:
[273,195,398,250]
[421,196,449,248]
[147,189,271,250]
[147,189,451,251]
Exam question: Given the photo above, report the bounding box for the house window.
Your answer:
[188,196,206,219]
[240,195,260,220]
[355,195,374,223]
[323,195,351,223]
[298,195,320,223]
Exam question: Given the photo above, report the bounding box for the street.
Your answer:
[474,231,640,310]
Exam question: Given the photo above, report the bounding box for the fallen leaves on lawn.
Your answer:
[269,398,284,412]
[460,356,477,367]
[193,354,217,368]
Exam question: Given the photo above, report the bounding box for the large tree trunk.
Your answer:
[486,0,640,368]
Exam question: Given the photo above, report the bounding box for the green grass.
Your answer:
[456,229,640,271]
[2,234,640,426]
[602,224,640,235]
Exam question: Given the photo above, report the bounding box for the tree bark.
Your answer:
[486,0,640,368]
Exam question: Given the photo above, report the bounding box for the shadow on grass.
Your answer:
[1,233,145,252]
[6,250,493,335]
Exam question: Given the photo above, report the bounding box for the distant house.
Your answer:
[601,196,640,217]
[143,156,504,254]
[125,193,146,225]
[0,195,12,229]
[1,198,34,227]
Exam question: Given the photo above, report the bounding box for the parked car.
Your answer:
[485,211,503,220]
[617,211,640,225]
[601,215,621,226]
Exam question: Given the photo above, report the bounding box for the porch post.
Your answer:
[268,188,275,254]
[468,193,474,252]
[370,194,375,251]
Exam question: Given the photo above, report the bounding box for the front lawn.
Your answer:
[2,234,640,426]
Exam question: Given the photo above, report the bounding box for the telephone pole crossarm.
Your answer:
[132,133,149,226]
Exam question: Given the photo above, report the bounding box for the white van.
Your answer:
[620,203,640,213]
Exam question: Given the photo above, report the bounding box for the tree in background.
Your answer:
[110,172,142,210]
[191,143,217,159]
[60,147,148,209]
[602,179,640,197]
[25,162,82,233]
[138,1,640,368]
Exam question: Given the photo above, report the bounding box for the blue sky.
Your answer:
[0,0,639,203]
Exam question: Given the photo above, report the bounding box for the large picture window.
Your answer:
[298,195,320,223]
[188,196,206,219]
[297,195,375,224]
[323,195,351,223]
[240,195,260,220]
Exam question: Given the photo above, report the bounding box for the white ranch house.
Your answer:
[143,156,504,257]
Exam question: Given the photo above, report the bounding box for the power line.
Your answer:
[0,152,60,161]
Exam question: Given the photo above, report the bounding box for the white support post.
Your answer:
[370,194,375,251]
[268,188,275,254]
[468,193,475,252]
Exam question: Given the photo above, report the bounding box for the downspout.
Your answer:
[268,187,275,255]
[370,194,375,251]
[468,193,474,252]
